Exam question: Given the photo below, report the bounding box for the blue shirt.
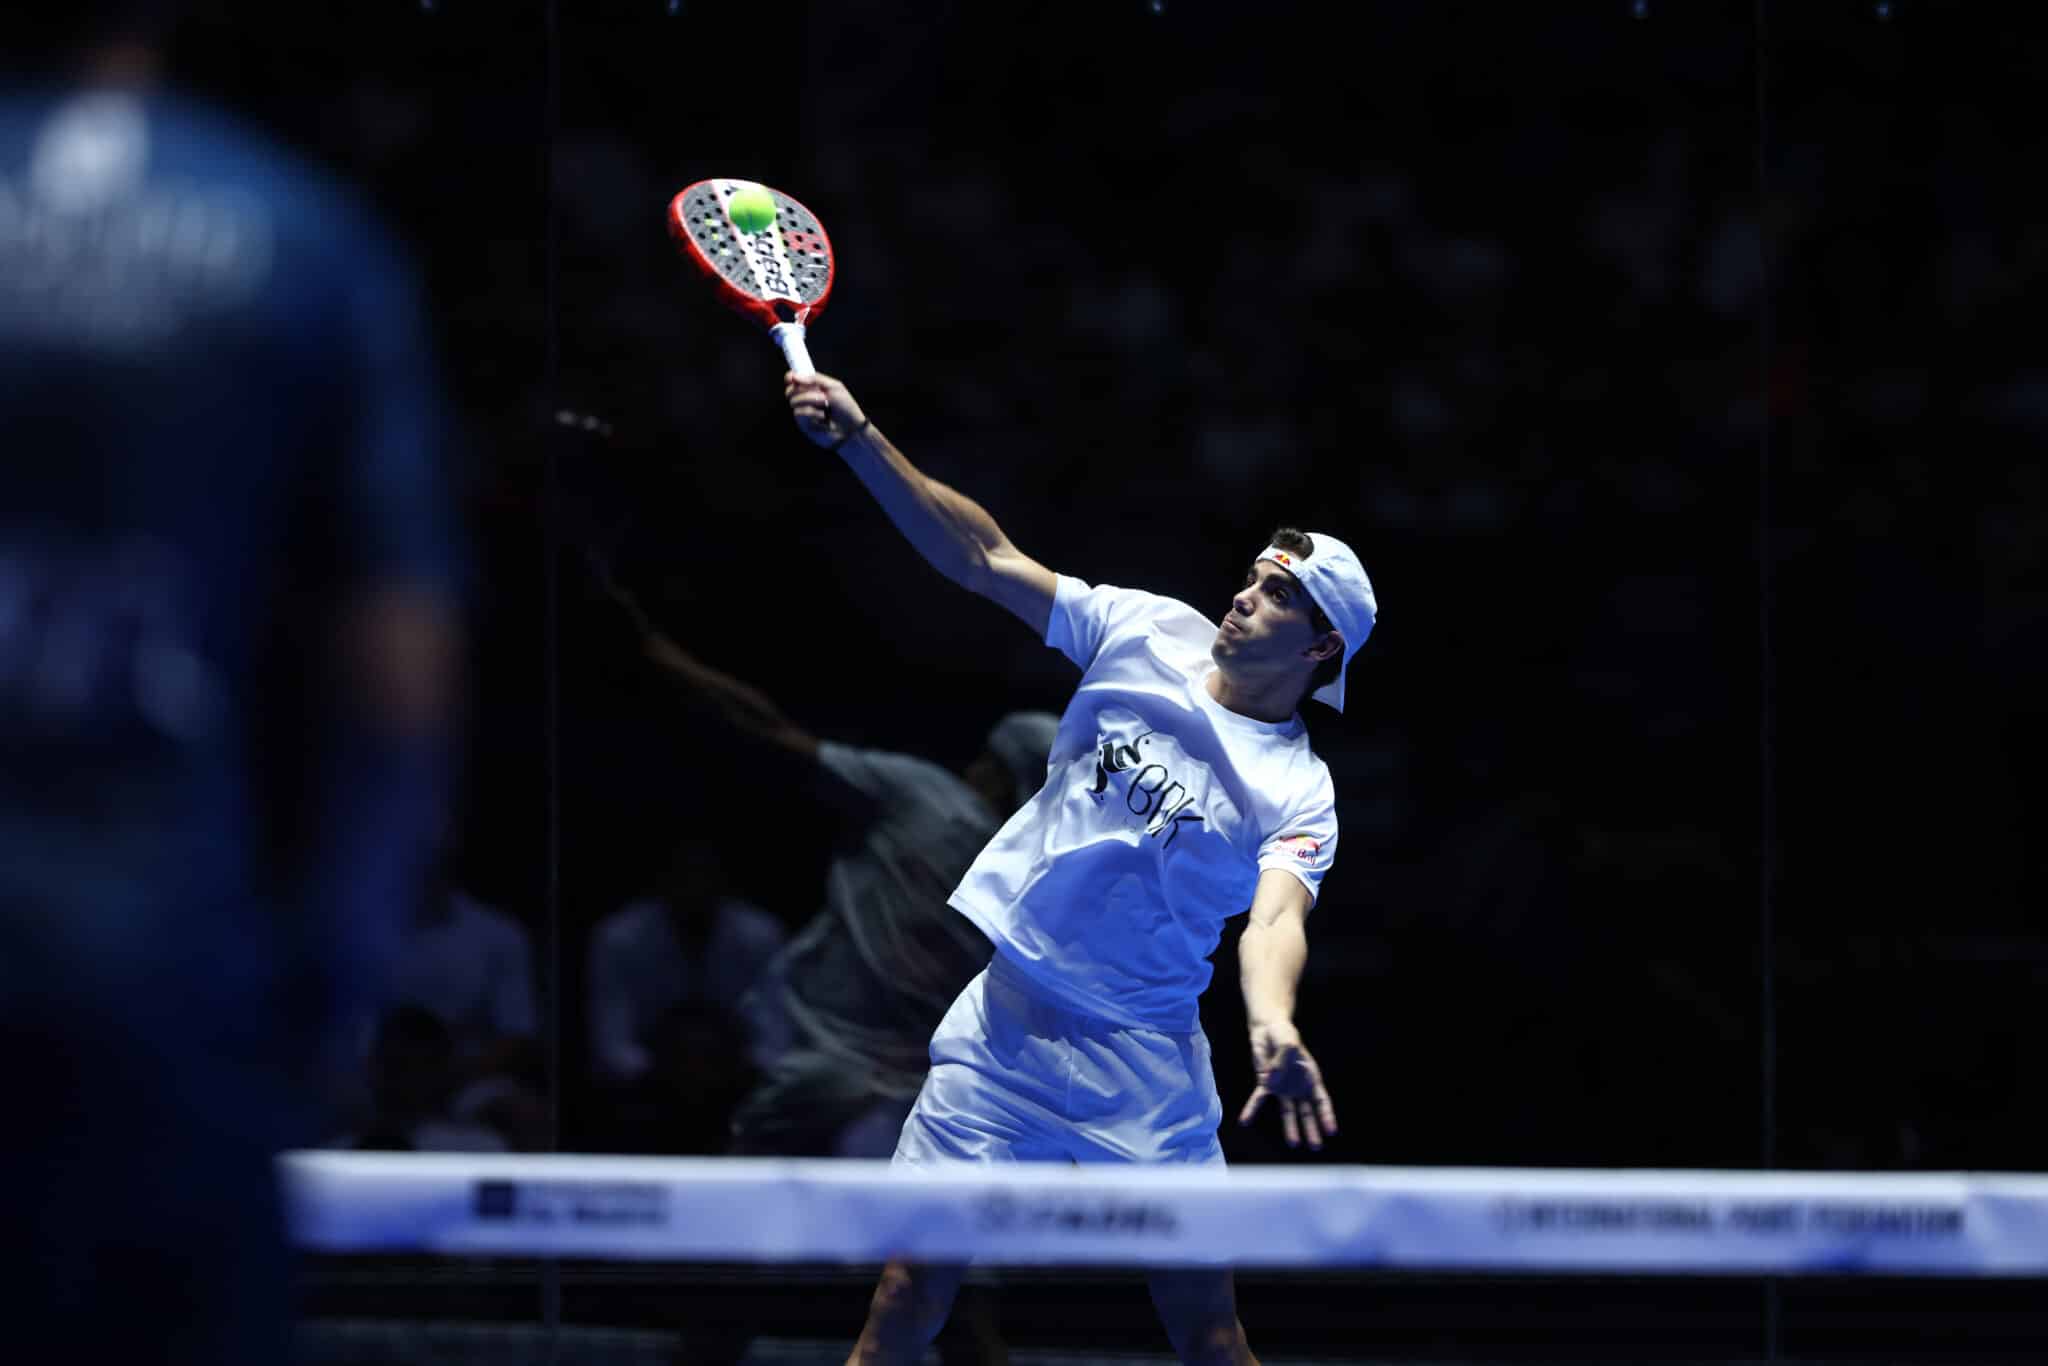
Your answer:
[0,83,461,1049]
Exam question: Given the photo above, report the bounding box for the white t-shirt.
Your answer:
[949,576,1338,1031]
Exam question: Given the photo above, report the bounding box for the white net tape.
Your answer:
[283,1153,2048,1275]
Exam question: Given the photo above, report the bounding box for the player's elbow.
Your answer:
[939,529,1005,595]
[953,546,998,598]
[1244,903,1309,941]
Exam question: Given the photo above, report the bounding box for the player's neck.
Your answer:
[1205,665,1298,725]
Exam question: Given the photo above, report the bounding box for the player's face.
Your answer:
[1214,560,1324,665]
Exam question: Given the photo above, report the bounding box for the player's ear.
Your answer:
[1306,631,1344,663]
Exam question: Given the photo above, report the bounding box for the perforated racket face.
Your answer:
[667,179,835,331]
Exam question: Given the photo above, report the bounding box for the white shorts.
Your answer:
[892,952,1225,1167]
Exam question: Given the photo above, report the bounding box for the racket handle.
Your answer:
[770,322,815,378]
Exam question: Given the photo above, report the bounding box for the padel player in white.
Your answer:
[786,371,1377,1366]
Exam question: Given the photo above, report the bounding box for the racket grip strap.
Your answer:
[770,322,815,378]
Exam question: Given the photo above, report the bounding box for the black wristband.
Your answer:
[829,416,872,452]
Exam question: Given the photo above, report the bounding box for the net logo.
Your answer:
[1489,1197,1966,1241]
[975,1192,1180,1237]
[474,1180,668,1227]
[1493,1199,1711,1234]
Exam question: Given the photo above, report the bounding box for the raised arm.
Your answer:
[785,371,1057,636]
[587,553,819,762]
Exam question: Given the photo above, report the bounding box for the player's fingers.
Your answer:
[1301,1106,1323,1150]
[1237,1084,1268,1126]
[1279,1101,1301,1148]
[1315,1084,1338,1134]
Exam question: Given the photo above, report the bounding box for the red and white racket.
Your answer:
[666,178,836,377]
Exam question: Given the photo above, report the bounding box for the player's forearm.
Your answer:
[835,424,1008,592]
[1239,916,1308,1026]
[643,633,795,743]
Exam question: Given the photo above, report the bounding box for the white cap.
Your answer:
[1255,532,1377,712]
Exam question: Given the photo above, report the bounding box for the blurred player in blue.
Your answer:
[2,5,463,1360]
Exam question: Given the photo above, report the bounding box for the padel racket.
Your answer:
[667,178,835,377]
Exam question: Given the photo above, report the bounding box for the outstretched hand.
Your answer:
[1238,1018,1338,1151]
[784,371,868,450]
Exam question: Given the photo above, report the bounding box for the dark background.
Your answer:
[88,0,2048,1358]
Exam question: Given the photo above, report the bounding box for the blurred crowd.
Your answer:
[153,0,2033,1174]
[320,2,2041,1172]
[8,10,2044,1366]
[10,0,2044,1191]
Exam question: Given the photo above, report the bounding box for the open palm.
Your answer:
[1238,1020,1337,1150]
